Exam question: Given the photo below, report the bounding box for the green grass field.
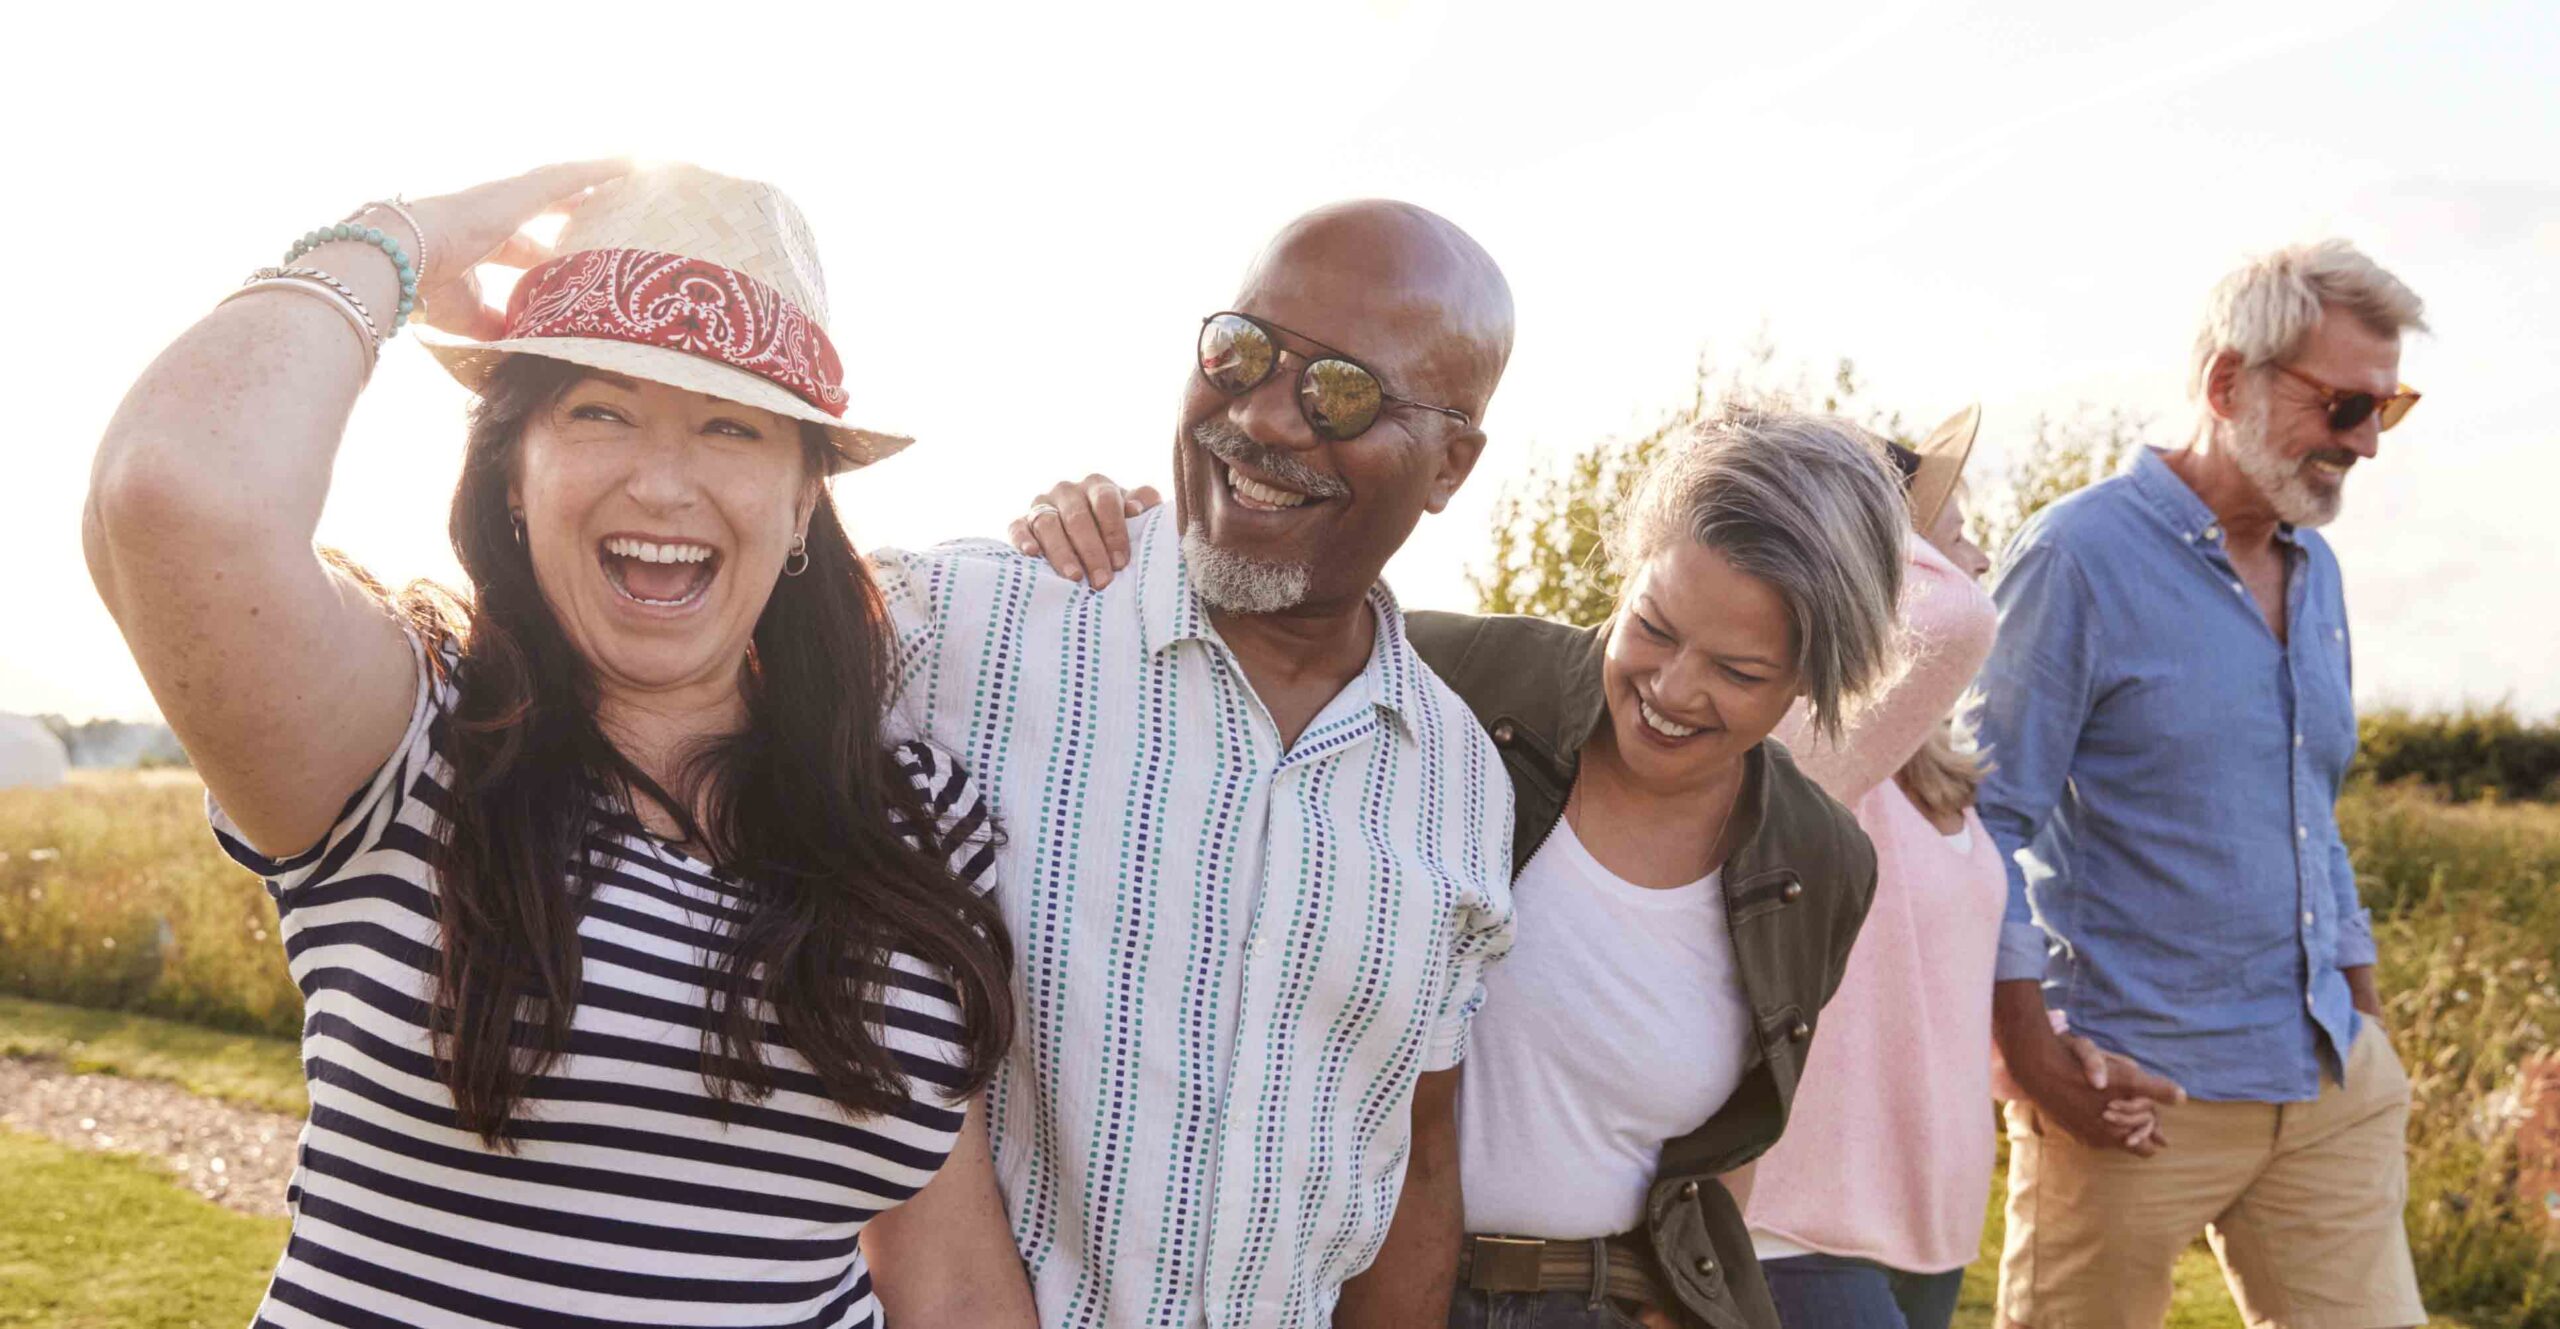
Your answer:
[0,1128,284,1329]
[0,996,303,1116]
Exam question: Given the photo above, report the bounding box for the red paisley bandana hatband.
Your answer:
[501,248,848,417]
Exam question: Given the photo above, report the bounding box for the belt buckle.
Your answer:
[1467,1235,1546,1294]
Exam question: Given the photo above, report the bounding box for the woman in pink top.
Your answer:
[1740,408,2171,1329]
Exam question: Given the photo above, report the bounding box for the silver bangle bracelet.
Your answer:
[257,266,383,347]
[223,273,380,374]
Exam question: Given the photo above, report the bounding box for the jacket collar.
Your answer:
[1549,620,1615,755]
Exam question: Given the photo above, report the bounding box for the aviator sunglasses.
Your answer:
[2270,362,2422,433]
[1197,311,1474,441]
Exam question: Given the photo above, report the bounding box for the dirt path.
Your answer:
[0,1055,297,1218]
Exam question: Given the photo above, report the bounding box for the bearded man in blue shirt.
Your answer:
[1977,240,2430,1329]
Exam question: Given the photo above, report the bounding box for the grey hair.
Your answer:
[2189,238,2428,399]
[1605,404,1907,743]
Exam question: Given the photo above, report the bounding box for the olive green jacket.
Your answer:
[1406,610,1879,1329]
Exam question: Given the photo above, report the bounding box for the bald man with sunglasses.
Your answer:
[1976,239,2431,1329]
[868,201,1518,1329]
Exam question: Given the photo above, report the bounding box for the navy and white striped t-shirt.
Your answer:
[211,636,993,1329]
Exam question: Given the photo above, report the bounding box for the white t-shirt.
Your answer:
[1458,816,1757,1238]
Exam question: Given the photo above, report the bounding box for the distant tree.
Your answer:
[1470,346,1907,624]
[1470,347,2167,620]
[1970,407,2154,556]
[31,715,190,769]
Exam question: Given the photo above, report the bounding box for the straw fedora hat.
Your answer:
[1907,403,1981,532]
[424,164,908,473]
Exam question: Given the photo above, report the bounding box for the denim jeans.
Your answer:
[1446,1288,1652,1329]
[1760,1253,1964,1329]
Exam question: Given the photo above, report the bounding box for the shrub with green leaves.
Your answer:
[2361,704,2560,804]
[0,775,297,1037]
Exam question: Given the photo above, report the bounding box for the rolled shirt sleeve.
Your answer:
[1973,530,2101,985]
[1423,779,1518,1072]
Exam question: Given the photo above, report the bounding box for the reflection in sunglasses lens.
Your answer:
[2330,395,2377,432]
[1301,359,1384,439]
[1200,315,1276,395]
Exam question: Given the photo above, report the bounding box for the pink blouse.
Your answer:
[1742,534,2008,1274]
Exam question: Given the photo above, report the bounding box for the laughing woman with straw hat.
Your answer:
[83,163,1033,1327]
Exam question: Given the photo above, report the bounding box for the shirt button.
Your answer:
[2295,734,2305,748]
[2303,911,2316,926]
[2206,524,2223,540]
[2297,825,2308,840]
[1250,933,1269,958]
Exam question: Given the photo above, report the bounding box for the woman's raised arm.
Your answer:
[1773,532,1997,803]
[84,161,624,859]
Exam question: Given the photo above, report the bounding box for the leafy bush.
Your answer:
[1967,407,2150,556]
[2361,704,2560,804]
[0,774,297,1037]
[2353,787,2560,1326]
[1470,348,1912,627]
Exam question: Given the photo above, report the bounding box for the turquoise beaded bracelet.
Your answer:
[284,223,418,335]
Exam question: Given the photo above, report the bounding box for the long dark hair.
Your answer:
[412,353,1011,1144]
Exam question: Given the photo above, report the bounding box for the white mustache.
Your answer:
[1192,422,1349,498]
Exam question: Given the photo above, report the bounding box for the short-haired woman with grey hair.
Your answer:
[1005,404,1910,1329]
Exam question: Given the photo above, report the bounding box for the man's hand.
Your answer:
[2344,964,2384,1019]
[2065,1033,2177,1151]
[1995,981,2186,1156]
[1008,474,1160,590]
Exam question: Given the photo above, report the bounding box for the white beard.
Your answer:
[1182,519,1312,615]
[2226,392,2343,528]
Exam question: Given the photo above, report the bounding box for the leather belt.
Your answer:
[1458,1232,1672,1310]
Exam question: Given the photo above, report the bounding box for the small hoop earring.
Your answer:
[510,509,527,547]
[782,531,810,578]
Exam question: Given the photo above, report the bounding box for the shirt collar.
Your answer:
[1139,506,1426,738]
[2129,446,2301,552]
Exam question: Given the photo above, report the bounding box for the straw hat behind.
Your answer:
[1906,403,1981,532]
[425,164,908,473]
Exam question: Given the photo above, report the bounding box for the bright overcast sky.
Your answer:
[6,0,2554,721]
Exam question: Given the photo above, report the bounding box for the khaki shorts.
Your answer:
[1997,1020,2425,1329]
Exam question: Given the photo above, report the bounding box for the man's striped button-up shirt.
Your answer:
[873,506,1516,1328]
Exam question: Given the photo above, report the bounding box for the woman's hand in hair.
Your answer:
[1005,475,1161,590]
[401,160,632,340]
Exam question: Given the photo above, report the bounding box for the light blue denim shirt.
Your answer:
[1975,448,2376,1103]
